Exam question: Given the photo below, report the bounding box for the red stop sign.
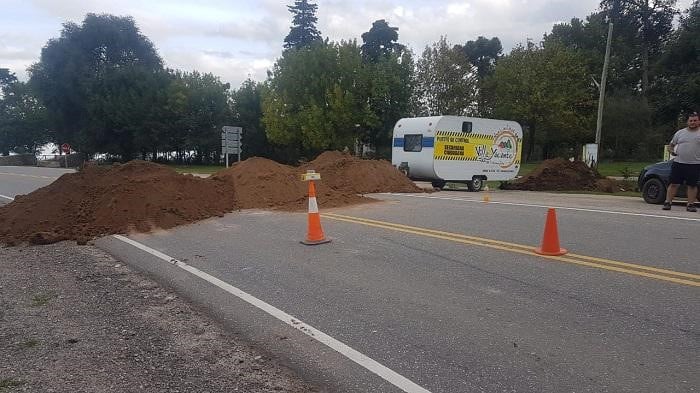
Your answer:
[61,143,71,154]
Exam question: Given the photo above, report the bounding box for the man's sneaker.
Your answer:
[662,202,671,210]
[687,204,697,212]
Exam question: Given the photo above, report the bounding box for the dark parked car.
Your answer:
[638,160,699,204]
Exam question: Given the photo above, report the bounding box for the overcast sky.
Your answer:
[0,0,693,88]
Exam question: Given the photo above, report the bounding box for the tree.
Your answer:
[360,19,404,62]
[653,1,700,123]
[283,0,322,50]
[457,36,502,116]
[485,43,595,160]
[262,40,374,156]
[600,0,678,97]
[163,71,232,163]
[0,69,48,155]
[544,12,640,94]
[415,37,477,116]
[231,79,268,159]
[358,20,414,154]
[29,13,163,156]
[460,36,502,80]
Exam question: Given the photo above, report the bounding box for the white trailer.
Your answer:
[391,116,523,190]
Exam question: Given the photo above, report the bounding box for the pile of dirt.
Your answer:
[1,152,422,246]
[211,157,369,211]
[503,158,616,192]
[301,151,423,194]
[0,161,237,246]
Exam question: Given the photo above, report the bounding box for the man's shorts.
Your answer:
[670,161,700,186]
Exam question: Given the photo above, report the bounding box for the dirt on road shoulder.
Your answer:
[0,242,319,393]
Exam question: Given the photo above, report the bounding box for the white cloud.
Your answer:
[1,0,695,88]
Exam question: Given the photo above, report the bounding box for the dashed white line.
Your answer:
[112,234,432,393]
[384,193,700,222]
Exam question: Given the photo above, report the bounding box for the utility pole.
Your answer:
[595,20,614,148]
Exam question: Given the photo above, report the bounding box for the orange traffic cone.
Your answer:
[301,180,331,245]
[534,208,567,256]
[482,185,490,203]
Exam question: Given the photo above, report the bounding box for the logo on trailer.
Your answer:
[475,128,518,168]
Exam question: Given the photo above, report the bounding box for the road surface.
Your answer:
[2,165,698,392]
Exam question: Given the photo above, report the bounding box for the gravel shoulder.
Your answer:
[0,242,320,393]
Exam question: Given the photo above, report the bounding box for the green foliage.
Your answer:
[415,37,477,116]
[485,42,595,160]
[0,69,49,155]
[29,13,162,156]
[360,19,404,62]
[284,0,322,50]
[0,378,25,390]
[459,36,502,79]
[653,1,700,122]
[262,40,375,156]
[600,0,678,96]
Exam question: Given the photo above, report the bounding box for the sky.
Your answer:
[0,0,694,89]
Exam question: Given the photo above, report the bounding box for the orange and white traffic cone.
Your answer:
[482,184,490,203]
[534,208,567,256]
[301,180,331,245]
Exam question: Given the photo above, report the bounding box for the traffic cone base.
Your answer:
[534,246,567,256]
[301,238,332,245]
[534,208,568,256]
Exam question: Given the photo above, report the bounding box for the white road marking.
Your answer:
[384,193,700,222]
[0,194,15,201]
[112,234,432,393]
[0,171,57,180]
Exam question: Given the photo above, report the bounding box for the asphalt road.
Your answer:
[0,165,73,201]
[2,165,699,392]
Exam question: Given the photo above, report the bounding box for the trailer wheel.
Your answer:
[467,177,484,192]
[431,180,446,190]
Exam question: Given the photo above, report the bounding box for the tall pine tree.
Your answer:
[283,0,322,50]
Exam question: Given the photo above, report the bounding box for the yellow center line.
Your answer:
[322,213,700,287]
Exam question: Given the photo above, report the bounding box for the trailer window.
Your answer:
[462,122,473,133]
[403,134,423,152]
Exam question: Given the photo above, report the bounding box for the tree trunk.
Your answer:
[526,123,536,162]
[641,45,650,98]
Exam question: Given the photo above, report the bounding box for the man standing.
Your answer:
[663,112,700,211]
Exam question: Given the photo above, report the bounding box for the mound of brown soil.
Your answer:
[210,157,370,211]
[503,158,604,191]
[0,161,236,246]
[302,151,423,194]
[1,151,422,246]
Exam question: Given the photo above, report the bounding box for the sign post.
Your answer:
[61,143,71,168]
[221,126,243,168]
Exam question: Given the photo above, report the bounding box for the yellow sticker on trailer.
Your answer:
[433,129,522,168]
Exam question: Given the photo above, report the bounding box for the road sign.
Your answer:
[221,126,243,167]
[61,143,71,154]
[222,134,241,142]
[222,141,241,149]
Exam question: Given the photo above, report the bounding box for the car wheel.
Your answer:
[642,178,666,204]
[467,177,484,192]
[431,180,446,190]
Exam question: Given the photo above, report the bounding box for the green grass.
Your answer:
[18,339,39,349]
[30,293,54,307]
[0,378,25,391]
[169,165,224,175]
[517,161,655,178]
